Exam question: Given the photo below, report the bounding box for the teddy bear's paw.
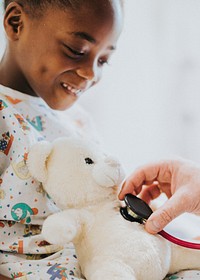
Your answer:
[87,260,137,280]
[42,214,77,245]
[90,270,137,280]
[61,223,77,243]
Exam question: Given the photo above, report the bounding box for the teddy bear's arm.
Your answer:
[42,209,91,246]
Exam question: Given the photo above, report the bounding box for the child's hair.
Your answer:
[4,0,123,17]
[4,0,84,15]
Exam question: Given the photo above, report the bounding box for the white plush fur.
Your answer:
[27,137,200,280]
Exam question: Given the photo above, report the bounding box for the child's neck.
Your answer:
[0,52,36,97]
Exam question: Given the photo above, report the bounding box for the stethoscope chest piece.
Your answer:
[120,194,153,224]
[120,193,200,250]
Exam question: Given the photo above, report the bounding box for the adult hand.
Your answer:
[119,159,200,234]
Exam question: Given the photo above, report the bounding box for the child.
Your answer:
[0,0,124,279]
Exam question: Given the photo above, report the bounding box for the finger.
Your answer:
[119,161,172,200]
[139,183,161,204]
[144,189,188,234]
[118,179,138,200]
[119,165,160,200]
[158,183,172,198]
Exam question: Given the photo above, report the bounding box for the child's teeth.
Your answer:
[62,83,82,96]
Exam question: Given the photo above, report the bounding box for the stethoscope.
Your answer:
[120,194,200,249]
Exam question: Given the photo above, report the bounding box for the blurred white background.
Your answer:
[78,0,200,175]
[82,0,200,175]
[1,0,200,238]
[1,1,200,176]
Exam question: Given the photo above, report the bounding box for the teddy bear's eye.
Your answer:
[85,157,94,164]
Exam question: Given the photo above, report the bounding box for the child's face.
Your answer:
[8,1,123,110]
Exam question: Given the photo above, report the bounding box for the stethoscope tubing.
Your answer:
[122,193,200,250]
[159,230,200,249]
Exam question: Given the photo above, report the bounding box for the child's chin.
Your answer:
[47,99,75,111]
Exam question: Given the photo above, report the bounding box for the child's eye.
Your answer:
[63,44,85,59]
[98,58,109,67]
[85,157,94,165]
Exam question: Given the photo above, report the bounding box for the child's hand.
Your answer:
[119,159,200,234]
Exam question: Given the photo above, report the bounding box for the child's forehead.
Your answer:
[30,1,123,33]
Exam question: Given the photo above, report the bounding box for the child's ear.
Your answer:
[27,141,53,183]
[4,2,24,40]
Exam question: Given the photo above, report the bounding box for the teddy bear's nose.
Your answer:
[104,157,120,168]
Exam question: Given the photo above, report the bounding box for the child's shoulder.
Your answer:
[0,84,40,105]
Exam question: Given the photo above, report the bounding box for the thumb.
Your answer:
[145,191,187,234]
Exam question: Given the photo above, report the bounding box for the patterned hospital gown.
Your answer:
[0,84,98,279]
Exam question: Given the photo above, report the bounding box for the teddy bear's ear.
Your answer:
[27,141,53,183]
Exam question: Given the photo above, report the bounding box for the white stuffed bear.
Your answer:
[27,137,200,280]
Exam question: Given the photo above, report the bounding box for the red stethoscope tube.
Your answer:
[159,230,200,249]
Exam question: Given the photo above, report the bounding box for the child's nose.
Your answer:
[76,64,100,82]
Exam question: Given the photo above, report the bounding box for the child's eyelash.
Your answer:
[98,58,109,66]
[63,44,110,66]
[64,44,85,57]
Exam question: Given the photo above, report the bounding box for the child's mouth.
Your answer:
[61,82,82,97]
